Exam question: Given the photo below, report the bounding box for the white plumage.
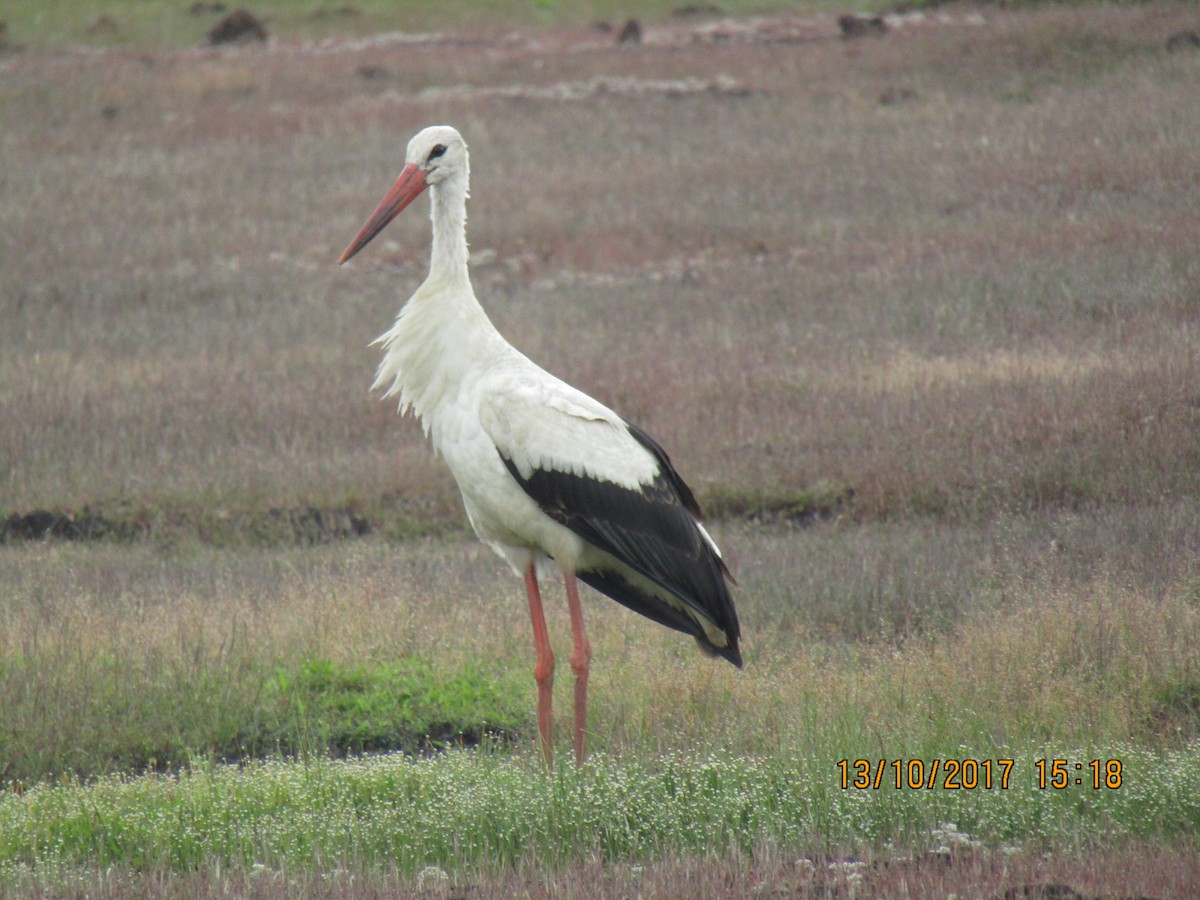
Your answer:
[339,125,741,766]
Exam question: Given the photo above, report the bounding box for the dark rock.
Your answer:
[617,18,641,45]
[1166,30,1200,53]
[205,8,267,45]
[879,86,916,105]
[839,14,887,40]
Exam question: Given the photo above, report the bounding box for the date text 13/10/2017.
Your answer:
[836,759,1124,791]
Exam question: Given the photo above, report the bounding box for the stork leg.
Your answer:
[523,563,555,766]
[563,572,592,767]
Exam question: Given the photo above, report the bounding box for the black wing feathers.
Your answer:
[624,421,735,585]
[624,421,703,521]
[497,421,741,667]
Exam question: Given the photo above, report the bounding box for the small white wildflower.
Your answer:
[828,859,866,872]
[416,866,449,889]
[929,822,978,849]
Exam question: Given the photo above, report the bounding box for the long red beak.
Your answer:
[338,163,428,265]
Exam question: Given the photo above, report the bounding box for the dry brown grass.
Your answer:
[3,3,1199,527]
[10,839,1200,898]
[3,500,1197,775]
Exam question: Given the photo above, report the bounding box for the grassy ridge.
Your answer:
[3,509,1198,781]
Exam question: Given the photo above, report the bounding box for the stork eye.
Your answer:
[427,144,448,161]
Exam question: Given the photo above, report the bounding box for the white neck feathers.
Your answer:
[427,170,471,288]
[370,167,502,446]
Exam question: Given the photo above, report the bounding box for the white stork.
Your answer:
[338,125,742,766]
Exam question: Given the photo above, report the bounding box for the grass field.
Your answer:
[3,1,1200,896]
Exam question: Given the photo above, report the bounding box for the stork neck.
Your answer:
[427,174,470,287]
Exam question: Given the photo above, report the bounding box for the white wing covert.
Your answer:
[479,371,659,491]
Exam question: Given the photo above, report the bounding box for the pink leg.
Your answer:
[524,563,555,766]
[564,572,592,767]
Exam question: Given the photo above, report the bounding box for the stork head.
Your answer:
[406,124,468,187]
[338,125,468,265]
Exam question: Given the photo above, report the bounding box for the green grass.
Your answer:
[272,656,526,756]
[2,745,1198,880]
[0,598,529,785]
